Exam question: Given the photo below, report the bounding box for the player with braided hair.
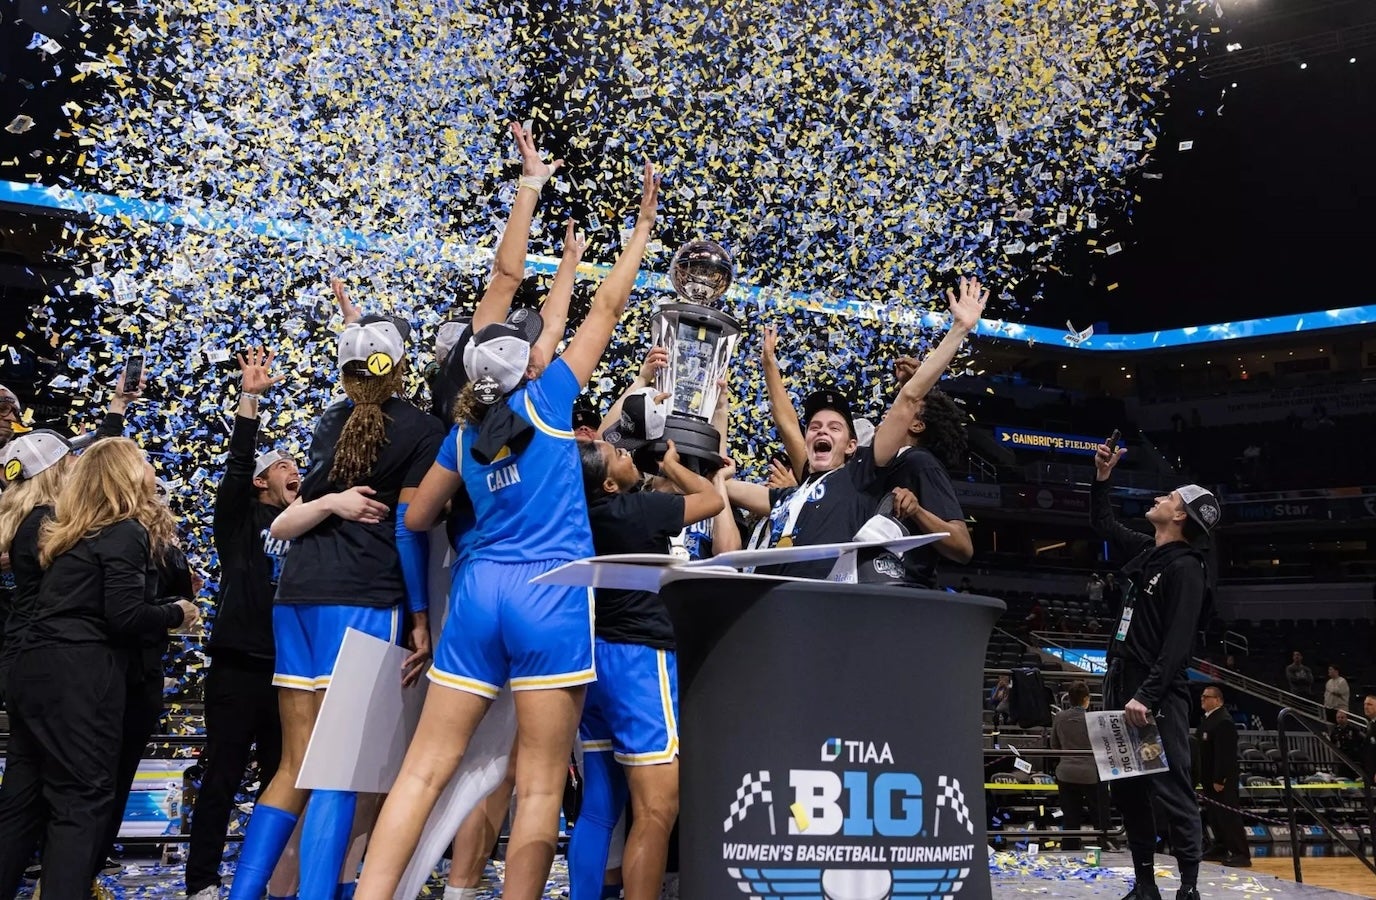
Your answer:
[226,315,443,900]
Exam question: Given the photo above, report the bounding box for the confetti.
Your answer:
[5,0,1221,701]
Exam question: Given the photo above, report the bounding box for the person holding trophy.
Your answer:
[727,276,987,579]
[354,160,660,900]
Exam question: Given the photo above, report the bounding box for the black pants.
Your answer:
[1201,783,1248,858]
[185,658,283,894]
[98,672,165,873]
[0,646,126,900]
[1105,670,1202,868]
[1056,780,1107,851]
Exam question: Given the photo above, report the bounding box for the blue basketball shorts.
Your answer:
[579,640,679,766]
[429,558,595,699]
[272,603,401,691]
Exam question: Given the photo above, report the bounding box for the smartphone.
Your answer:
[1105,428,1122,451]
[121,354,145,394]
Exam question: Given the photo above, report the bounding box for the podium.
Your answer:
[664,580,1004,900]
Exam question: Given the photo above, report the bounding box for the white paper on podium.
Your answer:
[297,628,427,792]
[531,533,948,593]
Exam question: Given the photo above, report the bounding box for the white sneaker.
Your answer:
[188,885,221,900]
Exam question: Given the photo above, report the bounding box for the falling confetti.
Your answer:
[4,0,1220,698]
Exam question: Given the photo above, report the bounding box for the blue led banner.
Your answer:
[995,426,1103,456]
[4,178,1373,350]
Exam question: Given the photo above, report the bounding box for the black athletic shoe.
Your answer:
[23,863,40,880]
[1121,883,1163,900]
[100,857,121,875]
[1223,854,1252,868]
[1176,887,1201,900]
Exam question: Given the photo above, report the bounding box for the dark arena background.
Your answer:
[2,0,1375,897]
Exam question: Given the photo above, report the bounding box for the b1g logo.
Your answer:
[721,735,977,900]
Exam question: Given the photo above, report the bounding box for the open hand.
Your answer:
[237,347,286,396]
[512,120,563,182]
[332,277,362,325]
[946,276,988,334]
[763,325,779,367]
[562,219,587,262]
[637,160,661,227]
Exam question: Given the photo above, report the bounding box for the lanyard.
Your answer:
[777,468,840,546]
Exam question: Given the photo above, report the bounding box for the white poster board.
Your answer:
[1085,711,1170,781]
[296,628,427,792]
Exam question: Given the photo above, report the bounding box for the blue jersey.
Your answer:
[437,358,592,564]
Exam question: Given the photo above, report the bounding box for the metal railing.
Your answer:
[1189,658,1354,730]
[1277,708,1376,884]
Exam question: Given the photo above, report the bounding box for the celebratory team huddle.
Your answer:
[0,123,985,900]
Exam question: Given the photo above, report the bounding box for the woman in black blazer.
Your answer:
[0,437,200,900]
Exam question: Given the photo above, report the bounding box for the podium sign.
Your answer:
[665,580,1003,900]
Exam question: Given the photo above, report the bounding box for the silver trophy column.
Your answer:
[649,240,740,475]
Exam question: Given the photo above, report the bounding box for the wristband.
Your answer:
[518,173,551,193]
[242,391,262,401]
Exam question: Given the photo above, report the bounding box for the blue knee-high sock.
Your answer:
[568,751,629,900]
[229,805,299,900]
[298,791,357,900]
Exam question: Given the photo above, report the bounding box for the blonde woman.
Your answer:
[0,437,199,900]
[0,431,76,705]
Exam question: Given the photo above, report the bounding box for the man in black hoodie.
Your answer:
[185,348,300,900]
[1092,440,1218,900]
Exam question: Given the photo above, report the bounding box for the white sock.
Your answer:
[443,887,482,900]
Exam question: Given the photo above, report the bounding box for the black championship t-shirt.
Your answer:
[275,396,444,608]
[587,490,685,650]
[758,447,885,580]
[880,446,964,587]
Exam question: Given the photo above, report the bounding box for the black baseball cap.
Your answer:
[802,387,856,438]
[572,399,601,432]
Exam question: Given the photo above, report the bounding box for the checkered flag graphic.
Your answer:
[723,770,774,834]
[935,775,973,836]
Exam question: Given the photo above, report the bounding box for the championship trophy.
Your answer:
[648,240,741,475]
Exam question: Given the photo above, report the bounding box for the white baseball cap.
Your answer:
[253,449,294,479]
[462,312,543,397]
[1176,484,1221,534]
[2,429,72,482]
[854,417,875,448]
[338,315,408,376]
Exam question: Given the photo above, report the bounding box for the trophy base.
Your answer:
[643,415,723,478]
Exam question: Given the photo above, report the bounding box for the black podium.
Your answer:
[664,580,1004,900]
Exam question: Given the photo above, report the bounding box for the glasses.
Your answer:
[0,399,17,413]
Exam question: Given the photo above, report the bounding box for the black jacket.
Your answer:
[1197,707,1239,787]
[208,414,287,666]
[1091,480,1210,711]
[25,519,184,649]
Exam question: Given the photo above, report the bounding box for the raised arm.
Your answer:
[872,277,987,466]
[762,325,806,479]
[561,161,659,387]
[473,122,563,332]
[1090,440,1152,558]
[535,219,586,363]
[710,376,742,552]
[598,346,668,437]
